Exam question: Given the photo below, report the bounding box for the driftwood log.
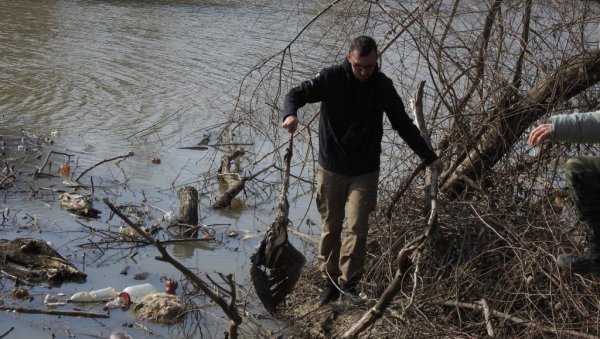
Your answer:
[212,149,246,209]
[177,186,198,237]
[0,238,86,285]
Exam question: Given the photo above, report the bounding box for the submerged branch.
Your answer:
[0,306,108,318]
[75,151,134,182]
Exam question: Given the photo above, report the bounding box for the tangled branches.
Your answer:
[215,0,600,337]
[282,161,599,338]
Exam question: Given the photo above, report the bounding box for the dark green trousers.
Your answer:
[565,156,600,249]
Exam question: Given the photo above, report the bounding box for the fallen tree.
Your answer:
[440,49,600,197]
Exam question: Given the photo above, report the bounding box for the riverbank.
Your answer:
[278,186,600,338]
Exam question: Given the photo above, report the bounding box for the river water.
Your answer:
[0,0,336,337]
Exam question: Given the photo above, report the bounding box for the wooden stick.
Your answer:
[478,298,495,337]
[0,326,14,339]
[288,228,319,246]
[0,306,108,318]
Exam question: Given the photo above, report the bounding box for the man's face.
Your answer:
[347,49,378,82]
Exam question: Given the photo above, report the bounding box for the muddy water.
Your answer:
[0,0,323,337]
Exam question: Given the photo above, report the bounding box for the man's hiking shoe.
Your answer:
[557,252,600,275]
[318,280,340,306]
[340,285,365,306]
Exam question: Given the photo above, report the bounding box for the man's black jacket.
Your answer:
[283,59,438,176]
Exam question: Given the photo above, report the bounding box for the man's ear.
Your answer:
[346,52,351,62]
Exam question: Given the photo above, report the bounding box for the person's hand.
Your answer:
[528,123,552,146]
[428,158,443,172]
[282,115,298,134]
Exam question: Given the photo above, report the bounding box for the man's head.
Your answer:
[347,36,378,82]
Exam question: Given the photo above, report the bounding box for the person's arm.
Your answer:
[281,70,327,133]
[529,111,600,146]
[549,111,600,144]
[382,79,440,167]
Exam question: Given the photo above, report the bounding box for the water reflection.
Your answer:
[0,0,309,337]
[171,239,215,259]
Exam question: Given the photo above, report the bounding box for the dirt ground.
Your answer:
[280,266,393,339]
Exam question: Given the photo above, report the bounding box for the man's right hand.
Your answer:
[528,123,552,146]
[428,158,443,172]
[282,115,298,134]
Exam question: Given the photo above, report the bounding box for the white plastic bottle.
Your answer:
[104,297,124,310]
[120,283,157,304]
[70,287,117,302]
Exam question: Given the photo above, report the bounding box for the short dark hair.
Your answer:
[349,36,378,56]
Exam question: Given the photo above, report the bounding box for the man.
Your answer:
[528,110,600,275]
[281,36,443,305]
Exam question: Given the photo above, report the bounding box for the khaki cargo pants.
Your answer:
[316,164,378,288]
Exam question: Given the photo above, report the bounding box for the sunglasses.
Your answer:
[350,62,377,71]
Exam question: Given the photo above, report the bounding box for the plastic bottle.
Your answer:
[59,163,70,176]
[69,287,117,302]
[44,293,58,304]
[120,283,157,305]
[104,296,125,310]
